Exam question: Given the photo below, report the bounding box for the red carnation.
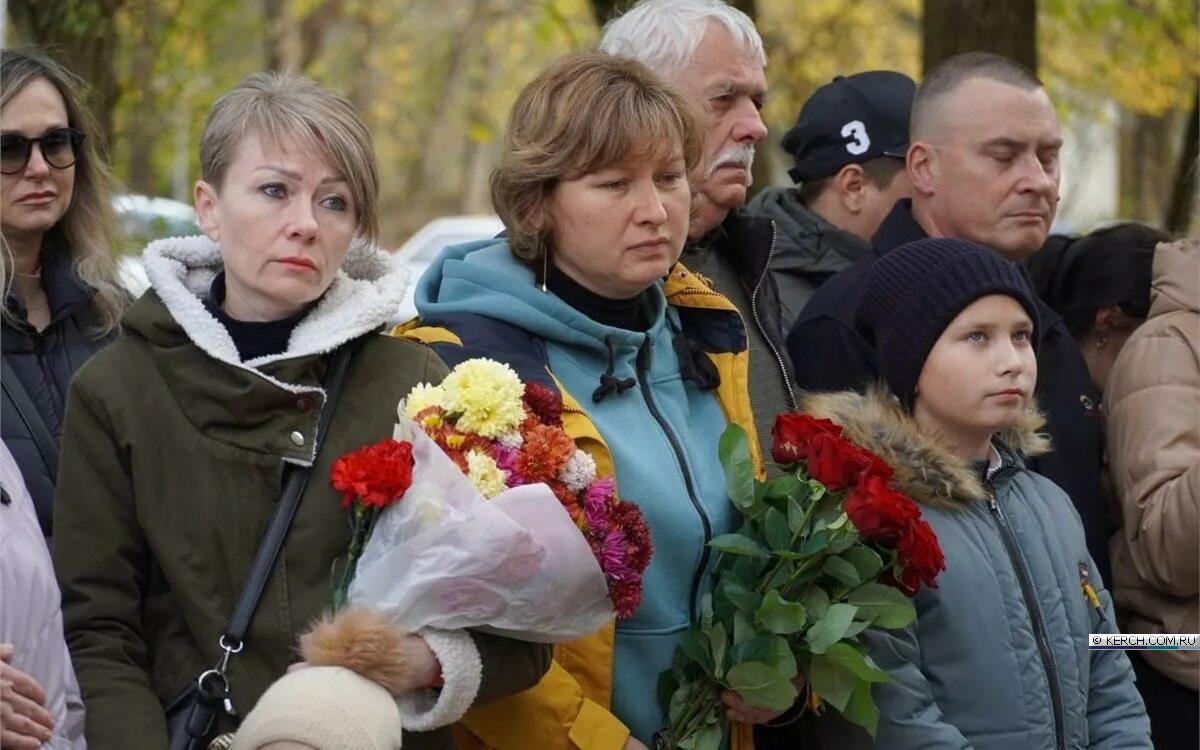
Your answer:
[523,382,564,426]
[330,439,414,509]
[845,474,920,544]
[894,519,945,595]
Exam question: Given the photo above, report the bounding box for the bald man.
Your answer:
[786,52,1112,587]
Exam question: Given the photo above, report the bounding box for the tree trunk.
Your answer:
[922,0,1036,73]
[8,0,126,146]
[589,0,624,25]
[1118,108,1179,226]
[263,0,286,70]
[127,0,159,195]
[1165,88,1199,235]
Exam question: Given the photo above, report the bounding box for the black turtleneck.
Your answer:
[544,262,650,332]
[204,272,310,361]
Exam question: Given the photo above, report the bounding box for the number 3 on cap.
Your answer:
[842,120,871,156]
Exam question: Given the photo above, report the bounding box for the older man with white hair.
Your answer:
[602,0,796,469]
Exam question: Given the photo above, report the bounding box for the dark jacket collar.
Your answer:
[3,240,96,328]
[870,199,928,256]
[748,187,871,272]
[707,209,777,284]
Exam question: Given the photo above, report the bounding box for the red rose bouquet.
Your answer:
[657,414,944,748]
[342,358,652,641]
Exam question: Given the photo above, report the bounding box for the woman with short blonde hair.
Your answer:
[53,71,551,749]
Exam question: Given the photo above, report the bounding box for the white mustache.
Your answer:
[705,144,756,181]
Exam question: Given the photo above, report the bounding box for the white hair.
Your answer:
[599,0,766,79]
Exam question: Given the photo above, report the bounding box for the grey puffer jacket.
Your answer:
[803,389,1150,750]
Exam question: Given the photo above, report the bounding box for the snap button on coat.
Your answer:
[289,431,305,447]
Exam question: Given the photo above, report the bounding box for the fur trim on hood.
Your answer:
[141,235,409,369]
[801,387,1051,510]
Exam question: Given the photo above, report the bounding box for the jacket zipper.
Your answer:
[636,338,711,618]
[986,488,1067,750]
[749,221,798,410]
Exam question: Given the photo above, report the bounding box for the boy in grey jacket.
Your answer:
[803,237,1150,749]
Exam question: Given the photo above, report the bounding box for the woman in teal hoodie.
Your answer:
[396,52,778,750]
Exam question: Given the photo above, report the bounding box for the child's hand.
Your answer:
[1,643,55,749]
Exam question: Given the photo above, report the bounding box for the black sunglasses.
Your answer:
[0,127,85,175]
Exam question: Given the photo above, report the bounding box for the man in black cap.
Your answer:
[748,71,916,334]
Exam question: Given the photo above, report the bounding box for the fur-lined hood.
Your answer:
[139,235,409,369]
[801,388,1051,510]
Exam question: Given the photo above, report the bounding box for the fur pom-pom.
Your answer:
[300,608,417,694]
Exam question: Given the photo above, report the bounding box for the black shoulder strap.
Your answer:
[223,344,354,647]
[1,357,61,477]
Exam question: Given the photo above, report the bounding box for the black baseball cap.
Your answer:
[781,70,917,184]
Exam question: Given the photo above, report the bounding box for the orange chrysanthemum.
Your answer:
[517,424,575,484]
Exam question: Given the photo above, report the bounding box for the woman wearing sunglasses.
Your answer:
[1,49,128,539]
[1,48,124,750]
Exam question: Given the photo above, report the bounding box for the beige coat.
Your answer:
[1105,238,1200,689]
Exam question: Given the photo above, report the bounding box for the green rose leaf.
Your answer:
[725,662,797,711]
[843,546,884,581]
[711,533,770,558]
[807,652,856,711]
[800,587,831,623]
[719,425,757,512]
[709,623,728,679]
[764,474,803,501]
[720,577,763,617]
[679,723,723,750]
[679,629,711,671]
[755,590,809,635]
[763,507,792,553]
[823,556,862,587]
[733,610,755,645]
[797,529,830,556]
[766,634,799,679]
[806,602,858,654]
[823,642,890,683]
[847,582,918,629]
[842,678,881,737]
[787,494,809,534]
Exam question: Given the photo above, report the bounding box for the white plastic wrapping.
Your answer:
[347,416,613,642]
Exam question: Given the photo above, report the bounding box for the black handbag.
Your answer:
[166,345,353,750]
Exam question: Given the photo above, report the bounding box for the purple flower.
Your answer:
[600,530,635,582]
[491,444,525,486]
[584,477,615,532]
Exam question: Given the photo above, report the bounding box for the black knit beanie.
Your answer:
[855,238,1040,409]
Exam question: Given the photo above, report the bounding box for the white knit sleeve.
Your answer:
[395,628,482,731]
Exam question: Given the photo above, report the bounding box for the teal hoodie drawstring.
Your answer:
[592,335,636,403]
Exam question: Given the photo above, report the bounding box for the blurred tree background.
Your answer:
[5,0,1197,247]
